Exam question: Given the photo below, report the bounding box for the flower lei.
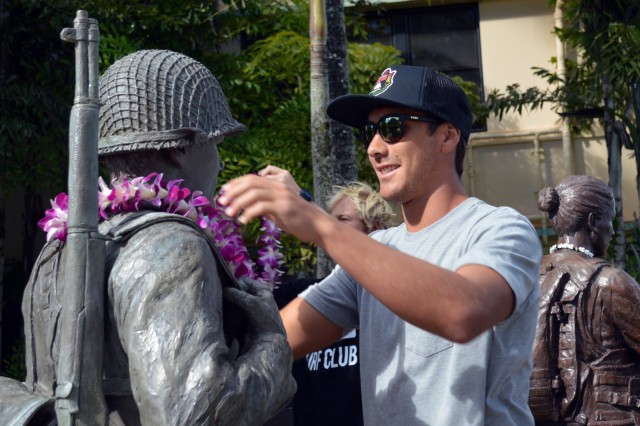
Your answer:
[38,173,284,288]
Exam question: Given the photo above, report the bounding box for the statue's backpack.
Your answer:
[528,256,609,423]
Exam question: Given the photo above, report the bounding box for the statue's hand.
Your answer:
[222,278,297,417]
[223,278,286,338]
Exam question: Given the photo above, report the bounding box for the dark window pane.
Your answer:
[408,9,479,71]
[367,16,394,46]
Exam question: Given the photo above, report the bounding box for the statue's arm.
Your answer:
[109,224,294,425]
[607,269,640,354]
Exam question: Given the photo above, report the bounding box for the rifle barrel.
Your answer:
[55,10,108,426]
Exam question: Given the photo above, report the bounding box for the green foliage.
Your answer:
[2,339,26,381]
[343,1,389,41]
[82,0,236,62]
[485,84,553,120]
[214,0,309,42]
[0,1,76,195]
[217,27,314,274]
[486,1,640,137]
[229,31,311,128]
[219,96,313,191]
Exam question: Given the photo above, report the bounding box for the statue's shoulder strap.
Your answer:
[557,256,610,297]
[542,255,609,296]
[105,211,240,289]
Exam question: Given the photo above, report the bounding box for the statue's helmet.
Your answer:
[98,49,245,155]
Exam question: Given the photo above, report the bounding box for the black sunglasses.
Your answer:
[358,113,442,149]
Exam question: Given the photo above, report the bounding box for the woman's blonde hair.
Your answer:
[327,182,397,232]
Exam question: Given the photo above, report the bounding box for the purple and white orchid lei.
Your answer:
[38,173,284,288]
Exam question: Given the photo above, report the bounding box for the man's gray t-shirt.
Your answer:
[301,197,541,425]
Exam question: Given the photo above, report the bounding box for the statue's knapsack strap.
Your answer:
[105,211,241,290]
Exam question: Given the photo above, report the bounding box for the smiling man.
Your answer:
[218,65,542,425]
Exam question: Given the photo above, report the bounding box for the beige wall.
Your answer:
[465,133,639,224]
[479,0,559,132]
[465,0,640,224]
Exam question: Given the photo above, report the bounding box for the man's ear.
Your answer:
[441,124,460,154]
[587,212,597,233]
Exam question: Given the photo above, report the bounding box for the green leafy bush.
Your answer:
[2,339,26,381]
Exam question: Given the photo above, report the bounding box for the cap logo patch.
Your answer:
[369,68,396,96]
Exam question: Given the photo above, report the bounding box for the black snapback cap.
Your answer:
[326,65,472,142]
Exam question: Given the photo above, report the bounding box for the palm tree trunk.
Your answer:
[327,0,357,186]
[310,0,334,277]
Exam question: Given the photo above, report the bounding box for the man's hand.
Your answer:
[218,174,329,243]
[258,165,302,195]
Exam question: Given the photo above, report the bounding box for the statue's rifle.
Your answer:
[56,10,108,425]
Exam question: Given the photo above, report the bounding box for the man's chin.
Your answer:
[379,187,403,204]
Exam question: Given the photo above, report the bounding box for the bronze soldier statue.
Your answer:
[530,175,640,425]
[0,43,295,425]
